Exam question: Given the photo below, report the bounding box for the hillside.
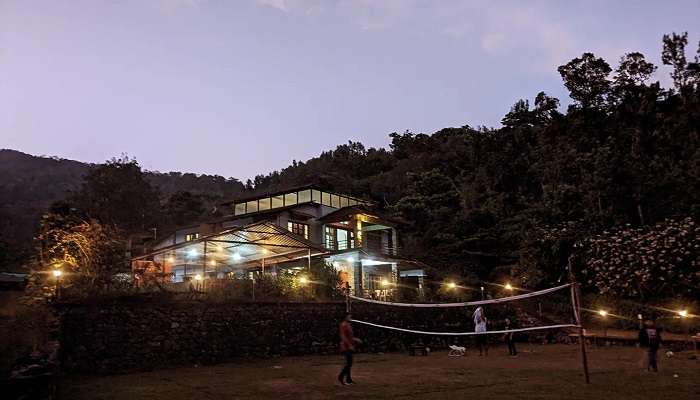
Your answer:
[0,149,246,271]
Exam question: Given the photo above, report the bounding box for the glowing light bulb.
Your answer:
[381,279,389,287]
[598,310,608,317]
[232,253,242,261]
[346,257,354,263]
[188,249,198,258]
[448,282,456,289]
[52,270,62,277]
[299,276,308,285]
[505,283,513,291]
[167,256,175,263]
[210,260,216,266]
[678,309,688,318]
[194,274,202,281]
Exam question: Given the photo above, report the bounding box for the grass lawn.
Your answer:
[60,344,699,400]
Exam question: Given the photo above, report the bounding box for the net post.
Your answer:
[568,255,590,384]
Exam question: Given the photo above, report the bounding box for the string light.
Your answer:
[447,282,456,289]
[598,310,608,317]
[298,276,308,285]
[381,278,389,287]
[52,270,62,278]
[678,309,688,318]
[505,283,513,291]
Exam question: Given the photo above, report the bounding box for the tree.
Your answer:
[558,52,612,109]
[614,52,657,89]
[35,202,126,287]
[163,191,207,228]
[73,155,160,233]
[581,218,700,299]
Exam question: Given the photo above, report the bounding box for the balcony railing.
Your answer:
[323,239,401,256]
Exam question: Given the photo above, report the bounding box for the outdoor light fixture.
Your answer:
[52,270,62,278]
[678,309,688,318]
[447,282,456,289]
[505,283,513,291]
[232,253,242,261]
[598,310,608,317]
[194,274,202,281]
[167,256,175,263]
[298,276,308,285]
[381,278,389,287]
[346,257,354,263]
[188,249,198,258]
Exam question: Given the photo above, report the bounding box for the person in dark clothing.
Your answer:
[638,319,662,372]
[338,313,361,385]
[504,318,517,357]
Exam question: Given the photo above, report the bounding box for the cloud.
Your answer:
[256,0,291,12]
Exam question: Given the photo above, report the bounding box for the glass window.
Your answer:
[287,221,309,239]
[284,192,297,206]
[321,191,331,206]
[271,195,284,209]
[331,194,341,208]
[185,233,199,242]
[340,196,349,208]
[325,226,336,249]
[312,189,321,203]
[234,203,246,215]
[246,200,258,213]
[258,197,271,211]
[348,198,357,206]
[298,189,311,203]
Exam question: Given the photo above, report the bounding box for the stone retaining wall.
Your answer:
[58,300,553,374]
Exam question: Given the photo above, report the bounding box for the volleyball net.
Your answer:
[347,283,581,336]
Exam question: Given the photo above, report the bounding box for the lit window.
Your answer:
[321,192,331,206]
[185,233,199,242]
[284,192,297,206]
[287,221,309,239]
[312,189,321,203]
[348,198,357,206]
[246,200,258,213]
[298,189,311,203]
[331,195,341,208]
[340,196,349,208]
[271,195,284,209]
[234,203,246,215]
[258,197,271,211]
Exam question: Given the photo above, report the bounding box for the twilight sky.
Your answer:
[1,1,699,180]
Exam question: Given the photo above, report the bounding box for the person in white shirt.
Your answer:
[473,306,488,356]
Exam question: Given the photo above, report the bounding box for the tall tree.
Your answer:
[558,52,612,109]
[73,156,160,233]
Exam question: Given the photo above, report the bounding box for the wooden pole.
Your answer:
[568,255,590,384]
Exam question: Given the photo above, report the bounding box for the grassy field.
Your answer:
[60,344,699,400]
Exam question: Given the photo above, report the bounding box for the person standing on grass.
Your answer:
[504,318,517,357]
[338,312,361,385]
[638,319,662,372]
[474,306,488,356]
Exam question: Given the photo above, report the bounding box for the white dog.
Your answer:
[448,345,466,356]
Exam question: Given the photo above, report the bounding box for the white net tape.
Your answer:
[351,319,578,336]
[348,283,572,308]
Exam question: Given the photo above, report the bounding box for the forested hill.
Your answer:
[0,149,246,271]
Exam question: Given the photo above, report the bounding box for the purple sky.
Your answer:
[1,1,699,180]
